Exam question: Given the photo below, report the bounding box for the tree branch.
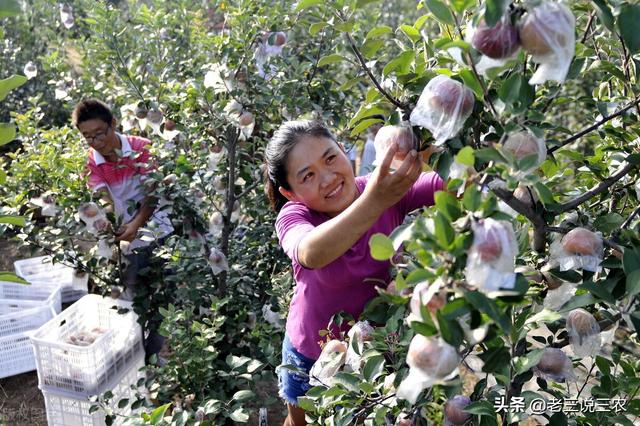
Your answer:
[549,96,640,154]
[451,10,498,117]
[484,176,548,252]
[621,205,640,230]
[557,161,636,213]
[343,31,408,110]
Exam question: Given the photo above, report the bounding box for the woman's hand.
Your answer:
[363,142,423,210]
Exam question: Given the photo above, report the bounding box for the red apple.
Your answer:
[428,78,475,117]
[561,227,600,256]
[472,19,520,59]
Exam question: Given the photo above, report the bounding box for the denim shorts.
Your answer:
[277,334,316,406]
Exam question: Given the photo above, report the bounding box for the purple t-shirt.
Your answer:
[275,172,444,360]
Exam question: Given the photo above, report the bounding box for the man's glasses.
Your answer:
[83,125,111,144]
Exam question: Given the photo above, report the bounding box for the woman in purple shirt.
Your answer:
[264,120,443,426]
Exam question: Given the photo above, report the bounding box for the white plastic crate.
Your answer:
[31,294,144,397]
[43,355,146,426]
[14,256,89,303]
[0,330,37,378]
[14,255,66,277]
[0,299,57,337]
[0,280,62,314]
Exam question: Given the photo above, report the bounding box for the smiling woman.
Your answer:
[263,120,444,426]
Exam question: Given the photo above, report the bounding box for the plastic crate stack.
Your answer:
[14,255,89,303]
[30,294,145,426]
[0,280,62,378]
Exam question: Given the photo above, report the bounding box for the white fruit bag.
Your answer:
[501,131,547,175]
[548,227,603,272]
[396,335,460,404]
[565,308,601,357]
[308,340,347,386]
[464,218,518,294]
[410,75,475,145]
[345,321,374,372]
[519,2,576,85]
[372,123,417,169]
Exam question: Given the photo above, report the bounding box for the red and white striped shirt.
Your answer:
[86,133,172,248]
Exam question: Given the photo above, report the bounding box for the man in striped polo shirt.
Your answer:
[73,98,173,362]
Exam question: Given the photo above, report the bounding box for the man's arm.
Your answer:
[115,183,158,242]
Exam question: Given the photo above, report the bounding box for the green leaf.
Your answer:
[309,22,327,36]
[229,407,250,423]
[435,191,462,221]
[533,182,555,206]
[232,390,254,402]
[335,20,355,32]
[623,248,640,296]
[579,280,616,304]
[623,247,640,275]
[425,0,454,25]
[0,215,25,227]
[450,0,475,14]
[382,50,415,76]
[399,25,421,43]
[434,212,455,248]
[0,75,27,101]
[410,320,438,336]
[465,291,511,333]
[317,54,345,67]
[484,0,506,27]
[366,25,393,40]
[0,0,20,18]
[0,122,16,146]
[464,400,497,416]
[350,117,383,137]
[474,147,506,163]
[514,349,544,375]
[456,146,475,166]
[294,0,324,12]
[332,372,360,392]
[594,213,624,233]
[462,184,481,211]
[437,310,464,347]
[361,39,385,58]
[149,404,170,424]
[348,104,387,128]
[592,0,615,31]
[369,233,395,260]
[559,293,596,312]
[0,273,27,283]
[117,398,129,409]
[459,69,483,100]
[626,270,640,297]
[390,223,414,251]
[362,355,385,382]
[618,4,640,53]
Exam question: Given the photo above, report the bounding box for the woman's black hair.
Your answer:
[71,98,113,127]
[264,120,336,212]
